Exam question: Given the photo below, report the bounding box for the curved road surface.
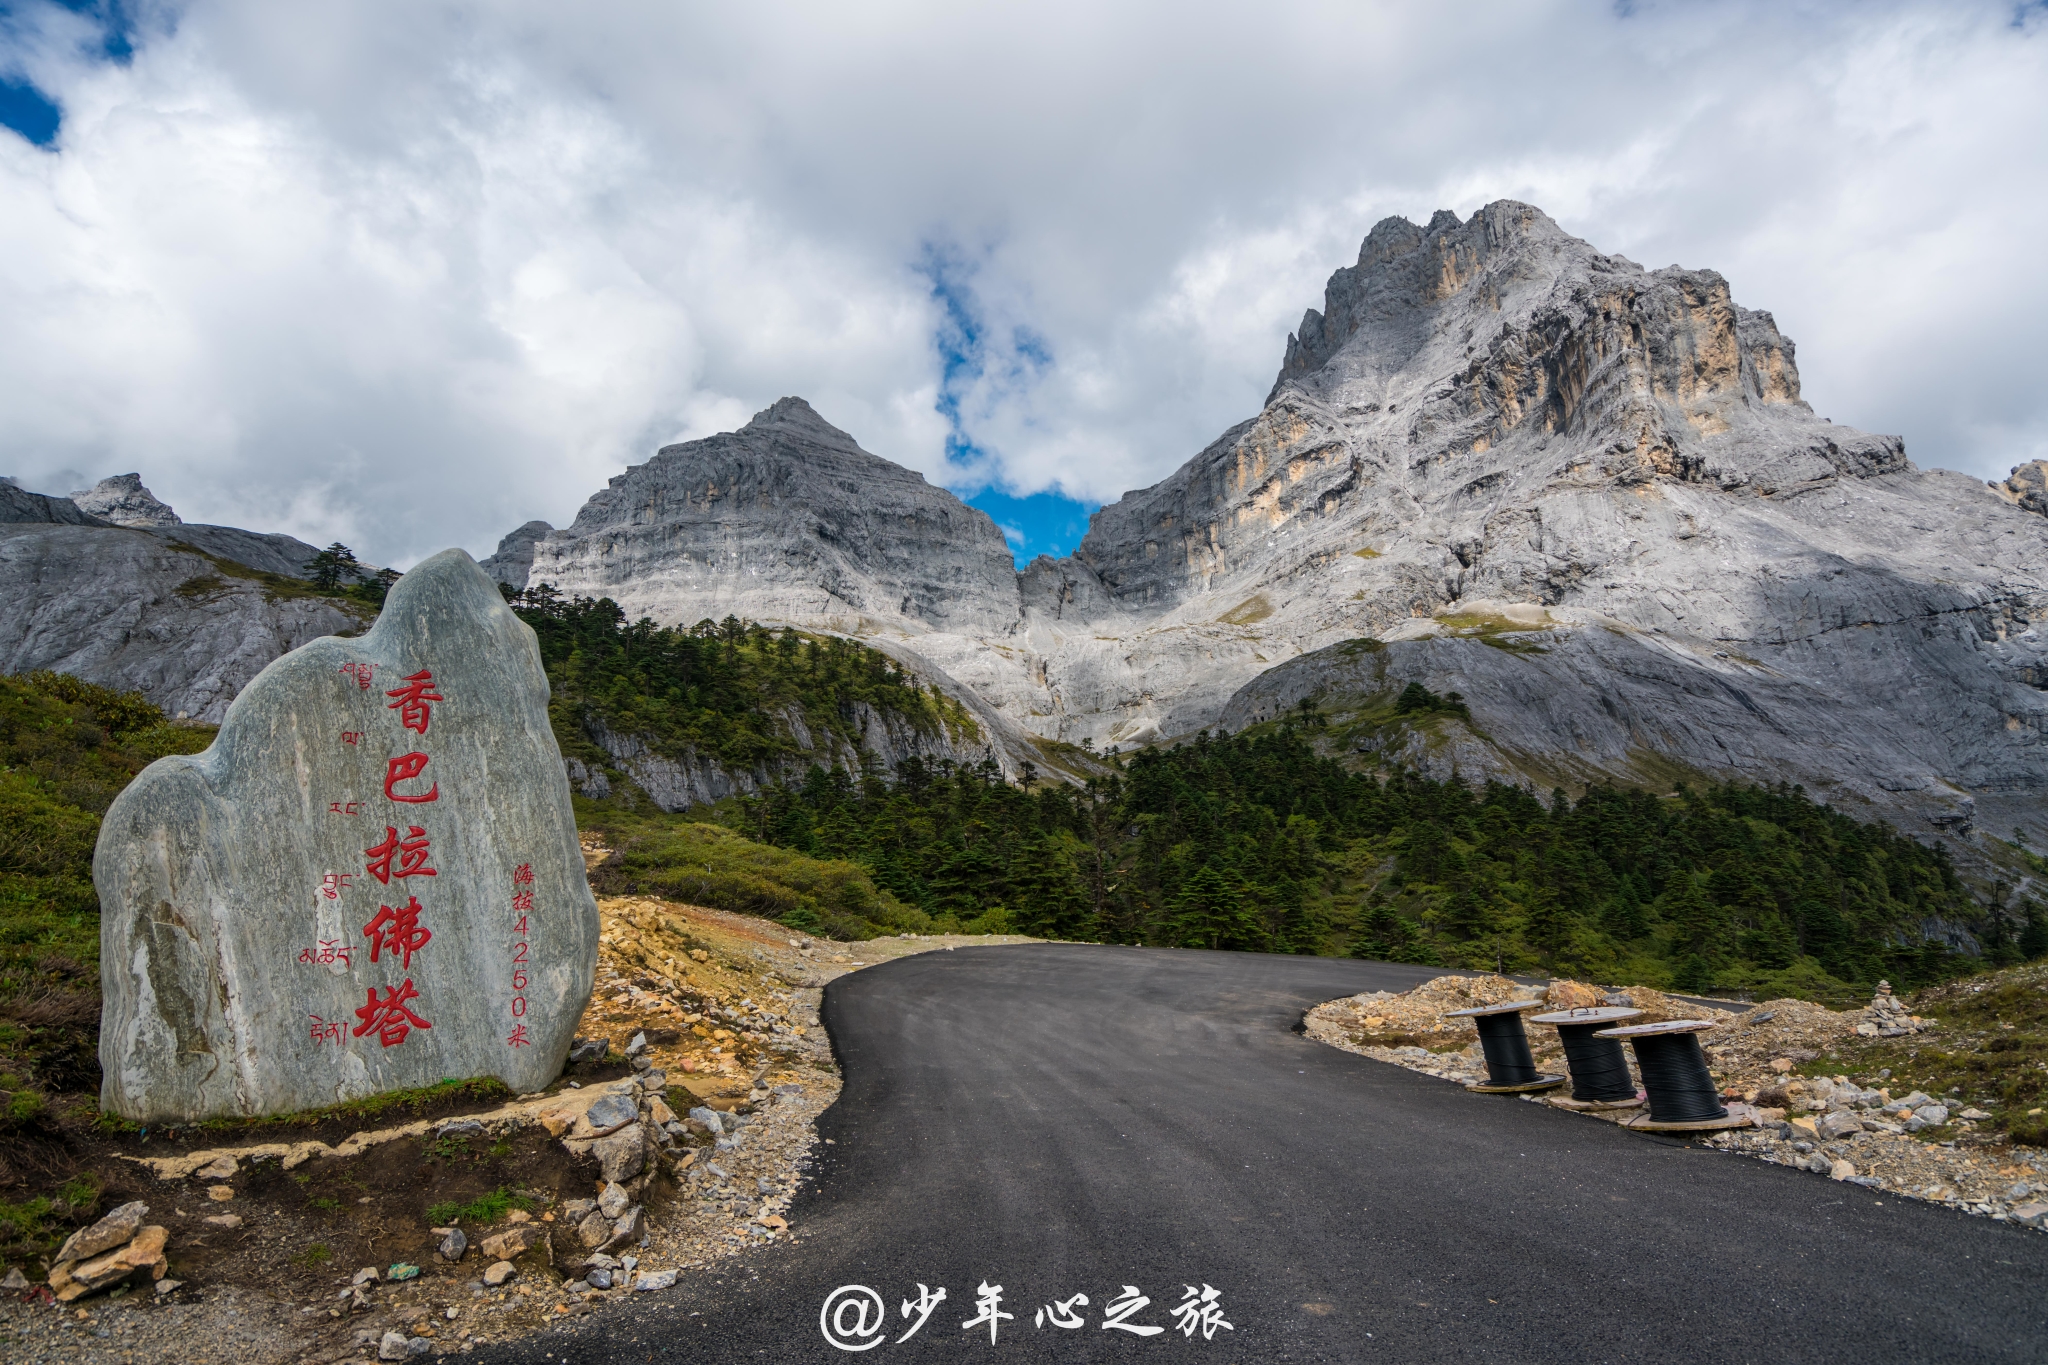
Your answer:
[492,945,2047,1363]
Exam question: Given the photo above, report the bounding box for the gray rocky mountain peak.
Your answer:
[480,519,554,588]
[527,396,1021,638]
[494,202,2048,838]
[71,473,182,528]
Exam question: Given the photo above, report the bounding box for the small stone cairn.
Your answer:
[46,1202,175,1302]
[533,1042,690,1291]
[1854,981,1926,1038]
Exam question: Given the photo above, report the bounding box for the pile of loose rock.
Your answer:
[1714,1077,2047,1227]
[44,1202,176,1304]
[1307,975,2047,1230]
[1854,980,1931,1037]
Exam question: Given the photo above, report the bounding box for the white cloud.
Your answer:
[0,0,2041,565]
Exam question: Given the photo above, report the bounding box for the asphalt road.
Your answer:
[494,944,2048,1364]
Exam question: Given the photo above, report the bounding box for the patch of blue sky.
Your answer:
[0,76,59,145]
[964,486,1098,565]
[919,243,1089,564]
[0,0,137,146]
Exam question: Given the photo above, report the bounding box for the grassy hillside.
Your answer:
[580,808,961,940]
[0,674,214,1125]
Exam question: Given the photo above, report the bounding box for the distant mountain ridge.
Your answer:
[492,202,2047,852]
[9,203,2046,858]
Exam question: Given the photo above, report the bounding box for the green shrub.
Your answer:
[588,818,925,939]
[963,905,1013,936]
[425,1187,533,1226]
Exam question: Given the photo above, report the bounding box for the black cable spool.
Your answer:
[1472,1011,1540,1085]
[1530,1007,1641,1102]
[1595,1021,1729,1124]
[1444,1000,1555,1089]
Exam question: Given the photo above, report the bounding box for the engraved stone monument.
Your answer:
[96,549,598,1121]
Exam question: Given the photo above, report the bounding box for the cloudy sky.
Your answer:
[2,1,2043,568]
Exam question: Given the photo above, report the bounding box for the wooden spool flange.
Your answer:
[1527,1006,1644,1027]
[1618,1109,1756,1133]
[1590,1018,1723,1040]
[1442,999,1551,1018]
[1546,1094,1646,1112]
[1468,1076,1570,1095]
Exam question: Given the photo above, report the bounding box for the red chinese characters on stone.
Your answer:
[319,872,356,900]
[340,731,364,746]
[339,662,377,691]
[327,800,362,816]
[383,752,439,804]
[363,895,432,967]
[507,862,534,1045]
[309,1016,345,1046]
[384,669,444,736]
[352,980,431,1047]
[363,826,436,885]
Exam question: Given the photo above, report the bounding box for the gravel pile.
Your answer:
[1308,974,2047,1231]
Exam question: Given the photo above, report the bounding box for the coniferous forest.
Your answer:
[509,586,977,773]
[516,599,2045,1002]
[743,727,2036,999]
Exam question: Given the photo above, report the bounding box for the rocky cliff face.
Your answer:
[3,480,108,526]
[514,397,1063,782]
[495,202,2048,837]
[527,398,1021,637]
[0,480,363,722]
[481,519,554,588]
[0,524,367,723]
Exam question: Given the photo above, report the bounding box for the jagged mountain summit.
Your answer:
[501,201,2048,838]
[70,473,182,528]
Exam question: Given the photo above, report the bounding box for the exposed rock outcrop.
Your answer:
[0,524,365,722]
[71,473,183,528]
[2002,461,2048,517]
[495,201,2048,837]
[2,474,349,718]
[525,398,1021,638]
[481,520,553,588]
[508,397,1059,787]
[158,524,329,580]
[2,478,109,526]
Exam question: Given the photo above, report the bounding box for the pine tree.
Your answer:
[2021,902,2048,961]
[1659,874,1730,966]
[1011,832,1094,940]
[1351,899,1423,961]
[1167,864,1265,951]
[1672,953,1716,994]
[303,542,362,589]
